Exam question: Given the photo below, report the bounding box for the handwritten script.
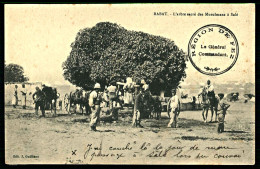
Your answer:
[65,140,243,164]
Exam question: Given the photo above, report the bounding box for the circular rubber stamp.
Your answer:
[188,24,239,76]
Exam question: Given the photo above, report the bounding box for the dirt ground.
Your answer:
[5,101,255,165]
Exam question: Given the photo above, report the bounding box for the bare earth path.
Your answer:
[5,101,255,164]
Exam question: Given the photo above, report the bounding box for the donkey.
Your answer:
[198,87,210,123]
[67,89,91,115]
[207,91,219,122]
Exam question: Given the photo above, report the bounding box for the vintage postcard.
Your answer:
[4,4,255,165]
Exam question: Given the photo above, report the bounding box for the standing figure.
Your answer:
[103,86,109,108]
[52,88,59,116]
[21,84,27,109]
[64,93,70,113]
[107,81,117,111]
[12,85,18,108]
[167,89,180,128]
[41,84,48,108]
[115,85,124,109]
[142,84,153,119]
[192,96,197,110]
[32,87,46,117]
[82,90,91,115]
[89,83,102,131]
[217,94,230,133]
[123,77,135,108]
[132,84,144,128]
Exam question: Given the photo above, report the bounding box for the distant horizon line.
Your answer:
[5,80,254,86]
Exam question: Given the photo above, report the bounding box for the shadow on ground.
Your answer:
[97,129,116,133]
[146,118,216,129]
[224,130,247,133]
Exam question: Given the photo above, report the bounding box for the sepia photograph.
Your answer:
[4,4,255,164]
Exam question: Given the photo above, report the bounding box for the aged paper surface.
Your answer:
[5,4,255,164]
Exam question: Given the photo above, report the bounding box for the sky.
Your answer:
[5,4,255,87]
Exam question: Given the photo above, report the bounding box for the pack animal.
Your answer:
[207,90,219,122]
[150,96,162,120]
[198,87,210,122]
[42,86,60,116]
[67,89,91,115]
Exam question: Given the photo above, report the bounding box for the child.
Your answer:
[217,94,230,133]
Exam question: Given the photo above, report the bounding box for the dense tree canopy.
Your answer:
[5,63,29,82]
[63,22,187,94]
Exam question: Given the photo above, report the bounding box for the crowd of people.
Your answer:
[11,79,231,133]
[87,78,181,131]
[12,84,60,117]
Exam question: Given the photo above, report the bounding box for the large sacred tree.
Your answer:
[62,22,187,95]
